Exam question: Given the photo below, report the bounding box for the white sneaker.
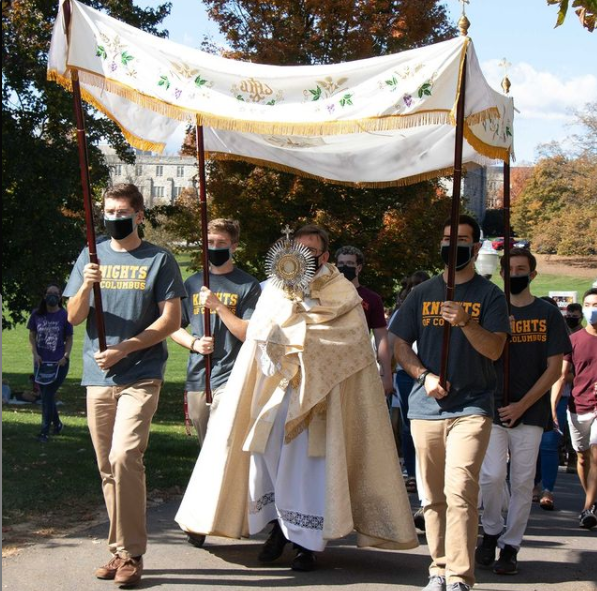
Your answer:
[422,575,446,591]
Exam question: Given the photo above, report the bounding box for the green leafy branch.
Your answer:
[339,94,353,107]
[120,51,134,66]
[417,82,432,98]
[385,76,399,91]
[309,86,322,101]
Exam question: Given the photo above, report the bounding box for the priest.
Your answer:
[175,224,418,571]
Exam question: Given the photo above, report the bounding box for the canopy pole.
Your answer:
[502,159,512,405]
[439,51,468,389]
[195,120,212,404]
[64,0,106,351]
[501,71,513,406]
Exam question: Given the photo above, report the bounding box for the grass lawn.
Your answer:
[2,324,199,539]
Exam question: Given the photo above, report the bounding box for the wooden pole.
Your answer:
[195,121,212,404]
[439,51,468,389]
[502,160,512,405]
[64,0,106,351]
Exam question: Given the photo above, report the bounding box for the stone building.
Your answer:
[99,145,197,207]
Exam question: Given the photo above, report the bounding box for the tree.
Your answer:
[187,0,457,302]
[2,0,171,327]
[512,149,597,255]
[547,0,596,32]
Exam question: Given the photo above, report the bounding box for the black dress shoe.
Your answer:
[291,548,317,571]
[187,532,206,548]
[258,522,288,562]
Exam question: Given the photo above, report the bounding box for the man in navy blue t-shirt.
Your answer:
[389,214,510,591]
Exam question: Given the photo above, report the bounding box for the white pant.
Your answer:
[248,388,327,551]
[479,423,543,550]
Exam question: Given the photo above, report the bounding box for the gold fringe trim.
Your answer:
[463,125,510,162]
[50,67,459,136]
[208,152,460,188]
[48,70,167,152]
[284,400,327,444]
[450,37,471,124]
[466,107,500,126]
[49,67,510,164]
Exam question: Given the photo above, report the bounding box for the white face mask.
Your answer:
[583,307,597,325]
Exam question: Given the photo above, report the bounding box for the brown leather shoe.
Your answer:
[113,556,143,587]
[95,555,123,580]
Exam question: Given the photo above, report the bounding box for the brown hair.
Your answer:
[500,247,537,273]
[335,245,364,265]
[103,183,145,211]
[294,224,329,253]
[207,218,240,243]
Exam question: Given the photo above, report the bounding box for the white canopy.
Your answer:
[48,0,514,187]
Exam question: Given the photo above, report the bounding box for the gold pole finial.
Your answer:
[501,76,511,95]
[458,0,471,35]
[498,58,512,94]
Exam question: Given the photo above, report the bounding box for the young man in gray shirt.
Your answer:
[64,183,186,587]
[171,218,261,449]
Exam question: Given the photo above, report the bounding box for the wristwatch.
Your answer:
[416,370,431,386]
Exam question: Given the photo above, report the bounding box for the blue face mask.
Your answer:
[583,307,597,325]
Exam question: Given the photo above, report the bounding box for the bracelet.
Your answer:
[190,337,199,353]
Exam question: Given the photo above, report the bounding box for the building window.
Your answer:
[173,187,182,198]
[177,165,184,177]
[113,164,122,176]
[153,186,164,198]
[156,165,163,177]
[135,165,143,176]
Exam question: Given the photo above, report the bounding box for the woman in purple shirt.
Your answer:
[27,283,73,442]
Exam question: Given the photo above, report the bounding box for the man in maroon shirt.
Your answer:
[554,287,597,529]
[335,245,393,396]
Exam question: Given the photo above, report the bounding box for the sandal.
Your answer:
[532,484,541,503]
[540,490,554,511]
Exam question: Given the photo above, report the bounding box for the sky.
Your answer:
[141,0,596,164]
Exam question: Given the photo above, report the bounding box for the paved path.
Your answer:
[2,469,596,591]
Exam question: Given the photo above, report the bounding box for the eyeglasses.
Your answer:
[104,209,136,218]
[305,246,322,256]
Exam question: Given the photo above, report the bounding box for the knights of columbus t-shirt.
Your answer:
[64,240,186,386]
[494,297,571,428]
[182,268,261,391]
[389,273,510,420]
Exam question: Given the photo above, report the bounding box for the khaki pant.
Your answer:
[412,415,492,587]
[86,379,161,558]
[187,384,226,445]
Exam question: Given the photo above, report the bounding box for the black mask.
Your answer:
[565,316,581,329]
[440,243,473,271]
[337,265,357,281]
[45,294,60,307]
[208,247,231,267]
[104,215,136,241]
[509,274,530,295]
